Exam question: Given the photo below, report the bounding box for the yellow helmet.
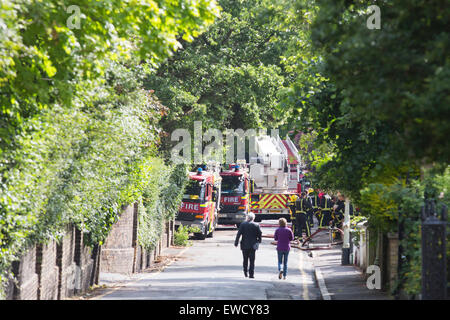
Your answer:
[308,188,314,194]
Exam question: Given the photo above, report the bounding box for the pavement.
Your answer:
[305,226,392,300]
[89,220,391,300]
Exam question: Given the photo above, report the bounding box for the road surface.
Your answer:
[95,222,320,300]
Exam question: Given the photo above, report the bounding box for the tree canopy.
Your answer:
[146,0,313,154]
[279,0,449,199]
[0,0,218,298]
[0,0,219,148]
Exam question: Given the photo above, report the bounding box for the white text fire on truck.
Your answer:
[175,162,222,239]
[218,160,253,228]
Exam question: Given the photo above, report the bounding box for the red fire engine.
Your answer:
[175,164,222,240]
[218,162,253,227]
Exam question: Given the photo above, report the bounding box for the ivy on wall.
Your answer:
[137,159,188,251]
[0,56,189,298]
[0,0,220,298]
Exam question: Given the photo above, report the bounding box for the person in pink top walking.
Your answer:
[273,218,294,280]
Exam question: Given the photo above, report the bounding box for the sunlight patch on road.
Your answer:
[298,251,310,300]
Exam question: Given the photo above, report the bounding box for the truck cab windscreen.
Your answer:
[221,176,244,194]
[183,180,205,201]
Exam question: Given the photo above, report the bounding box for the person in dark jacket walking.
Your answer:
[234,212,262,278]
[274,218,294,280]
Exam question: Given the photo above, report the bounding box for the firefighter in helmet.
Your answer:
[311,189,323,226]
[294,192,312,240]
[332,193,354,240]
[318,192,333,228]
[307,188,318,229]
[288,194,297,231]
[332,194,345,227]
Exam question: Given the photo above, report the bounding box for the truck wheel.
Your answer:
[195,232,206,240]
[196,225,208,240]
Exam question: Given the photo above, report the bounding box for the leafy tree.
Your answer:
[279,0,449,198]
[0,0,217,297]
[145,0,308,156]
[0,0,219,151]
[283,0,450,296]
[310,0,449,173]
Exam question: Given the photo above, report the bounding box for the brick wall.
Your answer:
[100,203,174,275]
[386,232,399,290]
[36,241,59,300]
[75,237,95,295]
[11,246,39,300]
[100,204,136,274]
[57,225,77,299]
[4,277,15,300]
[7,203,174,299]
[7,225,96,300]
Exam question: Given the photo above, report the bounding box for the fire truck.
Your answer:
[175,162,222,239]
[249,135,302,222]
[218,160,253,227]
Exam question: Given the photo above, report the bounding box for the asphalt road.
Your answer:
[96,221,320,300]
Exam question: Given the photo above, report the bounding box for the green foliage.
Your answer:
[299,0,449,196]
[0,55,191,294]
[0,0,220,136]
[357,169,449,296]
[0,0,218,298]
[0,56,157,290]
[294,130,334,174]
[311,0,449,166]
[1,0,447,301]
[137,161,188,251]
[146,0,307,155]
[280,0,449,199]
[162,164,190,221]
[174,225,191,247]
[275,0,449,298]
[173,225,199,247]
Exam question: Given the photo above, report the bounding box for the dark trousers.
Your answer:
[315,210,322,224]
[298,213,311,237]
[319,210,332,228]
[294,214,310,237]
[334,212,344,227]
[333,213,344,240]
[242,248,256,276]
[307,210,314,228]
[291,217,299,237]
